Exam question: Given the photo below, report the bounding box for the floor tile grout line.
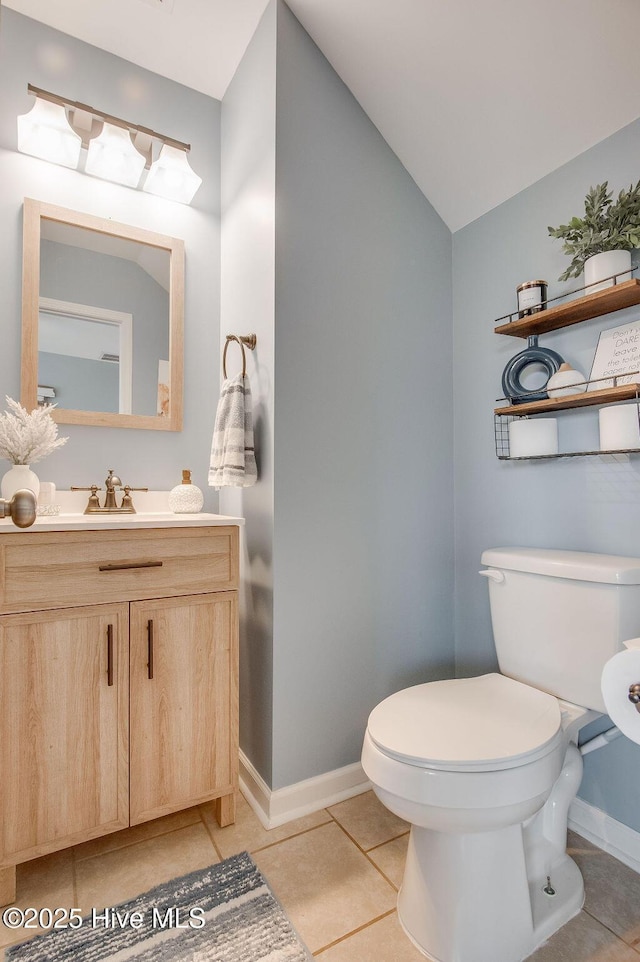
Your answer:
[325,809,409,856]
[246,815,334,856]
[71,844,79,908]
[581,905,640,952]
[198,808,224,863]
[365,829,410,854]
[325,813,403,890]
[312,908,397,956]
[73,816,204,864]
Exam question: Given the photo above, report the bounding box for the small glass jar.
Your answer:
[516,280,548,318]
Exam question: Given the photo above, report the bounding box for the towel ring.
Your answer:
[223,334,257,379]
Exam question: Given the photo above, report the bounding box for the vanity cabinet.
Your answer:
[0,524,239,905]
[0,604,130,864]
[129,592,237,825]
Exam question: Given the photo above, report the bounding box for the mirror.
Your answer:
[21,199,184,430]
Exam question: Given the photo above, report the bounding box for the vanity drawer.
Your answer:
[0,526,239,613]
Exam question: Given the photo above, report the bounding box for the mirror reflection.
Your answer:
[22,199,184,431]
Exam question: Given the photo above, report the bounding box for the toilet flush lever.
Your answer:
[479,569,505,584]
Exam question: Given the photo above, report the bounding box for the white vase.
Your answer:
[584,250,632,294]
[1,464,40,501]
[546,363,587,398]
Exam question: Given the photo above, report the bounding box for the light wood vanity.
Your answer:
[0,519,240,905]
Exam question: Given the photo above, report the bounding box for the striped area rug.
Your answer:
[6,851,313,961]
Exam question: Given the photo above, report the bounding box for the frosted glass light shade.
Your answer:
[85,122,145,187]
[17,98,82,168]
[143,144,202,204]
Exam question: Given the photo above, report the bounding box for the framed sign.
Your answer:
[589,318,640,390]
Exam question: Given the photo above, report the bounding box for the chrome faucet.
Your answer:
[71,469,148,514]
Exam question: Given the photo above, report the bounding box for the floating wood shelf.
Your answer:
[494,383,640,417]
[494,279,640,339]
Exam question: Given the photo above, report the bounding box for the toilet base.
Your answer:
[397,823,584,962]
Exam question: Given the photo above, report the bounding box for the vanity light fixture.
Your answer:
[85,121,146,188]
[17,96,82,169]
[143,143,202,204]
[17,84,202,204]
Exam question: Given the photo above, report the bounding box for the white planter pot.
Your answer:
[1,464,40,500]
[584,250,632,294]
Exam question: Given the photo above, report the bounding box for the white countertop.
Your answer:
[0,490,244,533]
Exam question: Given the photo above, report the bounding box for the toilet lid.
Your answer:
[367,673,562,772]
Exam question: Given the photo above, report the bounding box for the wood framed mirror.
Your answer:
[21,198,184,431]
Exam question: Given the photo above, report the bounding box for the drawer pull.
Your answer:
[99,561,164,572]
[107,624,114,687]
[148,619,154,680]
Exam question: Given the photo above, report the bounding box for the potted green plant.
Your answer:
[548,180,640,292]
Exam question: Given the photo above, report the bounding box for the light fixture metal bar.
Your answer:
[27,83,191,153]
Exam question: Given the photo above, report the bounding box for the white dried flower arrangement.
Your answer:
[0,397,68,465]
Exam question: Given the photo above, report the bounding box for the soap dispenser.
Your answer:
[168,470,204,514]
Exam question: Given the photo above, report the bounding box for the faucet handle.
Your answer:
[71,484,102,513]
[120,485,148,513]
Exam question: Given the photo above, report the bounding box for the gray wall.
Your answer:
[221,0,455,791]
[271,3,454,789]
[220,1,277,785]
[0,10,220,500]
[452,117,640,831]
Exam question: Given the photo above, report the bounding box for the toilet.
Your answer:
[362,547,640,962]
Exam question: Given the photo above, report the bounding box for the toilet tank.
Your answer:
[481,547,640,713]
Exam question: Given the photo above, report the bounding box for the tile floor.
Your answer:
[2,790,640,960]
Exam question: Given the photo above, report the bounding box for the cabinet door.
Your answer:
[130,592,238,825]
[0,604,129,865]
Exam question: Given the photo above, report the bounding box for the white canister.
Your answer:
[599,404,640,451]
[508,418,559,458]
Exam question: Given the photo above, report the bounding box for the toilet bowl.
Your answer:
[362,674,586,962]
[362,548,640,962]
[363,674,567,833]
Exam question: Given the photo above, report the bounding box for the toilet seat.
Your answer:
[367,673,563,773]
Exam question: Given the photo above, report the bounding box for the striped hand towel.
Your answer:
[208,373,258,489]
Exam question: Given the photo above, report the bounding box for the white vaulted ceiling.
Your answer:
[4,0,640,230]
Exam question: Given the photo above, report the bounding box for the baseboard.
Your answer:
[569,796,640,874]
[239,751,371,829]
